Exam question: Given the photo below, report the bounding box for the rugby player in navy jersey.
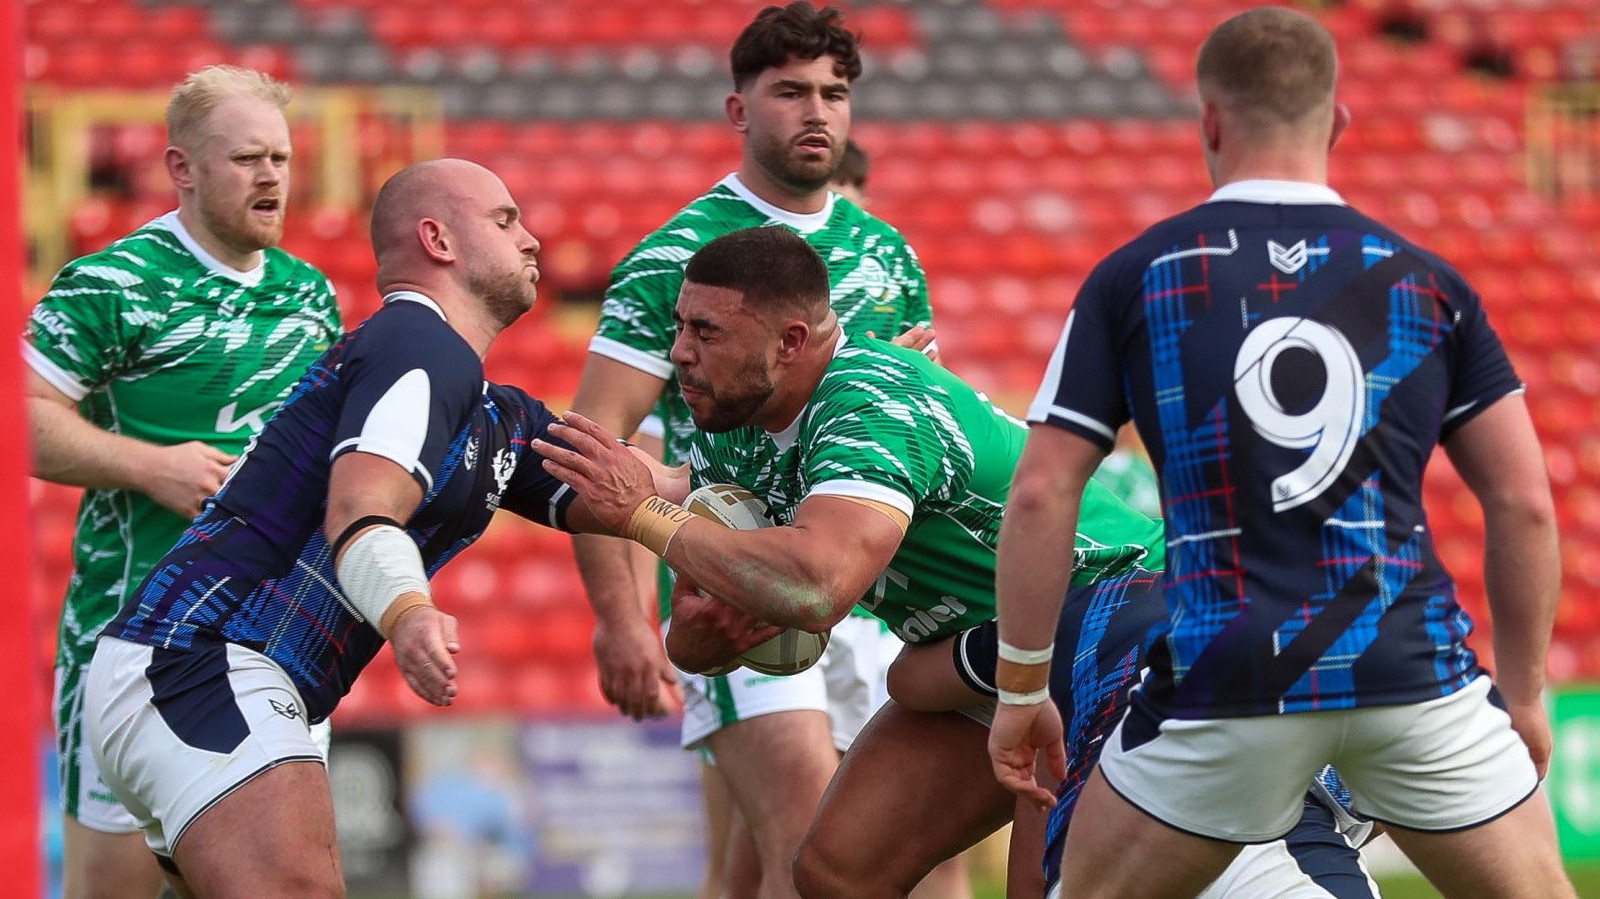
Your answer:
[80,158,687,899]
[990,9,1574,899]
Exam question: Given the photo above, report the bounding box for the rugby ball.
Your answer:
[683,483,831,676]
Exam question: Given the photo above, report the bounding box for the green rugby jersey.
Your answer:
[687,336,1166,643]
[24,212,342,669]
[591,174,932,466]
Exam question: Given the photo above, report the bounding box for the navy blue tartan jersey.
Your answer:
[1029,181,1522,719]
[108,294,580,722]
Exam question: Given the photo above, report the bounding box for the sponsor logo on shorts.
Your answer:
[269,698,302,721]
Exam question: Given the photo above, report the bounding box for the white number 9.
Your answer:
[1233,317,1364,512]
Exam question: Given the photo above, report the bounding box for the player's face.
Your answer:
[457,171,541,326]
[182,96,292,257]
[671,282,777,433]
[738,55,851,193]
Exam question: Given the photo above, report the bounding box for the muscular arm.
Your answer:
[661,495,907,632]
[26,369,235,518]
[1443,393,1560,774]
[567,353,681,719]
[990,425,1106,806]
[325,451,463,708]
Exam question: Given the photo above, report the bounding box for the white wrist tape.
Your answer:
[998,686,1052,706]
[336,524,431,630]
[997,640,1055,665]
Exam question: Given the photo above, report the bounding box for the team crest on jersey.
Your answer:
[856,255,891,300]
[1268,239,1309,275]
[485,447,516,512]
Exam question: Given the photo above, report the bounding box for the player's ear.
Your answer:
[165,146,194,192]
[1200,101,1222,155]
[1329,102,1352,150]
[776,319,809,361]
[726,92,747,133]
[417,218,454,263]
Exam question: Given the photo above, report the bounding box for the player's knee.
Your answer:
[794,832,910,899]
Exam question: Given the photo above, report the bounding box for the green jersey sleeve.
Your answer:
[590,238,695,379]
[24,261,149,399]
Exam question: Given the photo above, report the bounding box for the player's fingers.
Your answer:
[1045,740,1068,783]
[559,411,622,446]
[531,438,595,475]
[439,613,461,655]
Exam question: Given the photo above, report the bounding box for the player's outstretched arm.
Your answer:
[26,369,235,518]
[568,354,683,720]
[1443,393,1561,775]
[535,411,906,631]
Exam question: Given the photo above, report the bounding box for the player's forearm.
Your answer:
[573,533,658,626]
[664,521,856,632]
[27,395,164,491]
[996,479,1082,654]
[1481,498,1561,705]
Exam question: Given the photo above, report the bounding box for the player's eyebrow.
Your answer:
[492,205,519,222]
[674,310,722,333]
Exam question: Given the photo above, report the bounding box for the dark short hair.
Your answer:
[730,2,862,91]
[684,227,830,321]
[1197,7,1337,127]
[833,139,870,189]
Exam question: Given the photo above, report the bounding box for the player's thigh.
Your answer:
[83,637,328,862]
[706,707,839,845]
[818,615,902,750]
[1057,770,1244,899]
[1197,800,1378,899]
[173,760,342,899]
[798,703,1013,895]
[680,660,829,752]
[1384,790,1575,899]
[1337,676,1539,831]
[59,816,166,899]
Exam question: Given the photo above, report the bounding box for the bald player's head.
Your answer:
[370,158,541,324]
[370,158,494,258]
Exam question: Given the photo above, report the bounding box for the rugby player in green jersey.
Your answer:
[24,66,341,899]
[534,227,1165,897]
[567,5,943,897]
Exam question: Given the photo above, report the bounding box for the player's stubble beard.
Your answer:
[471,264,539,329]
[752,128,842,194]
[681,350,775,434]
[197,177,285,254]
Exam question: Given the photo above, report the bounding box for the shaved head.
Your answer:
[370,158,499,258]
[369,158,540,326]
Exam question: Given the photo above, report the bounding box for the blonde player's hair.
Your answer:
[166,66,291,150]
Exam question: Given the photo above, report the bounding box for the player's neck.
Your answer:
[382,280,502,359]
[736,165,829,215]
[1212,146,1330,189]
[756,327,839,433]
[175,207,264,272]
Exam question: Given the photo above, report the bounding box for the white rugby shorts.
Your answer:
[678,615,902,753]
[1097,675,1540,842]
[84,637,328,856]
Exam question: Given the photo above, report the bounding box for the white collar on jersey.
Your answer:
[719,174,836,235]
[382,290,448,321]
[155,211,267,287]
[766,332,851,452]
[1207,180,1346,206]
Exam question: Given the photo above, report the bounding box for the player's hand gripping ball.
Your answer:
[683,484,830,676]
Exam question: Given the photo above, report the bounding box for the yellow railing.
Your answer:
[1528,82,1600,203]
[24,85,445,284]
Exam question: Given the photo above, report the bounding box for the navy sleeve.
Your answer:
[329,309,482,493]
[1440,277,1523,439]
[1026,253,1134,452]
[498,390,582,532]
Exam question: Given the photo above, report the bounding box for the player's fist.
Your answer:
[142,440,237,518]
